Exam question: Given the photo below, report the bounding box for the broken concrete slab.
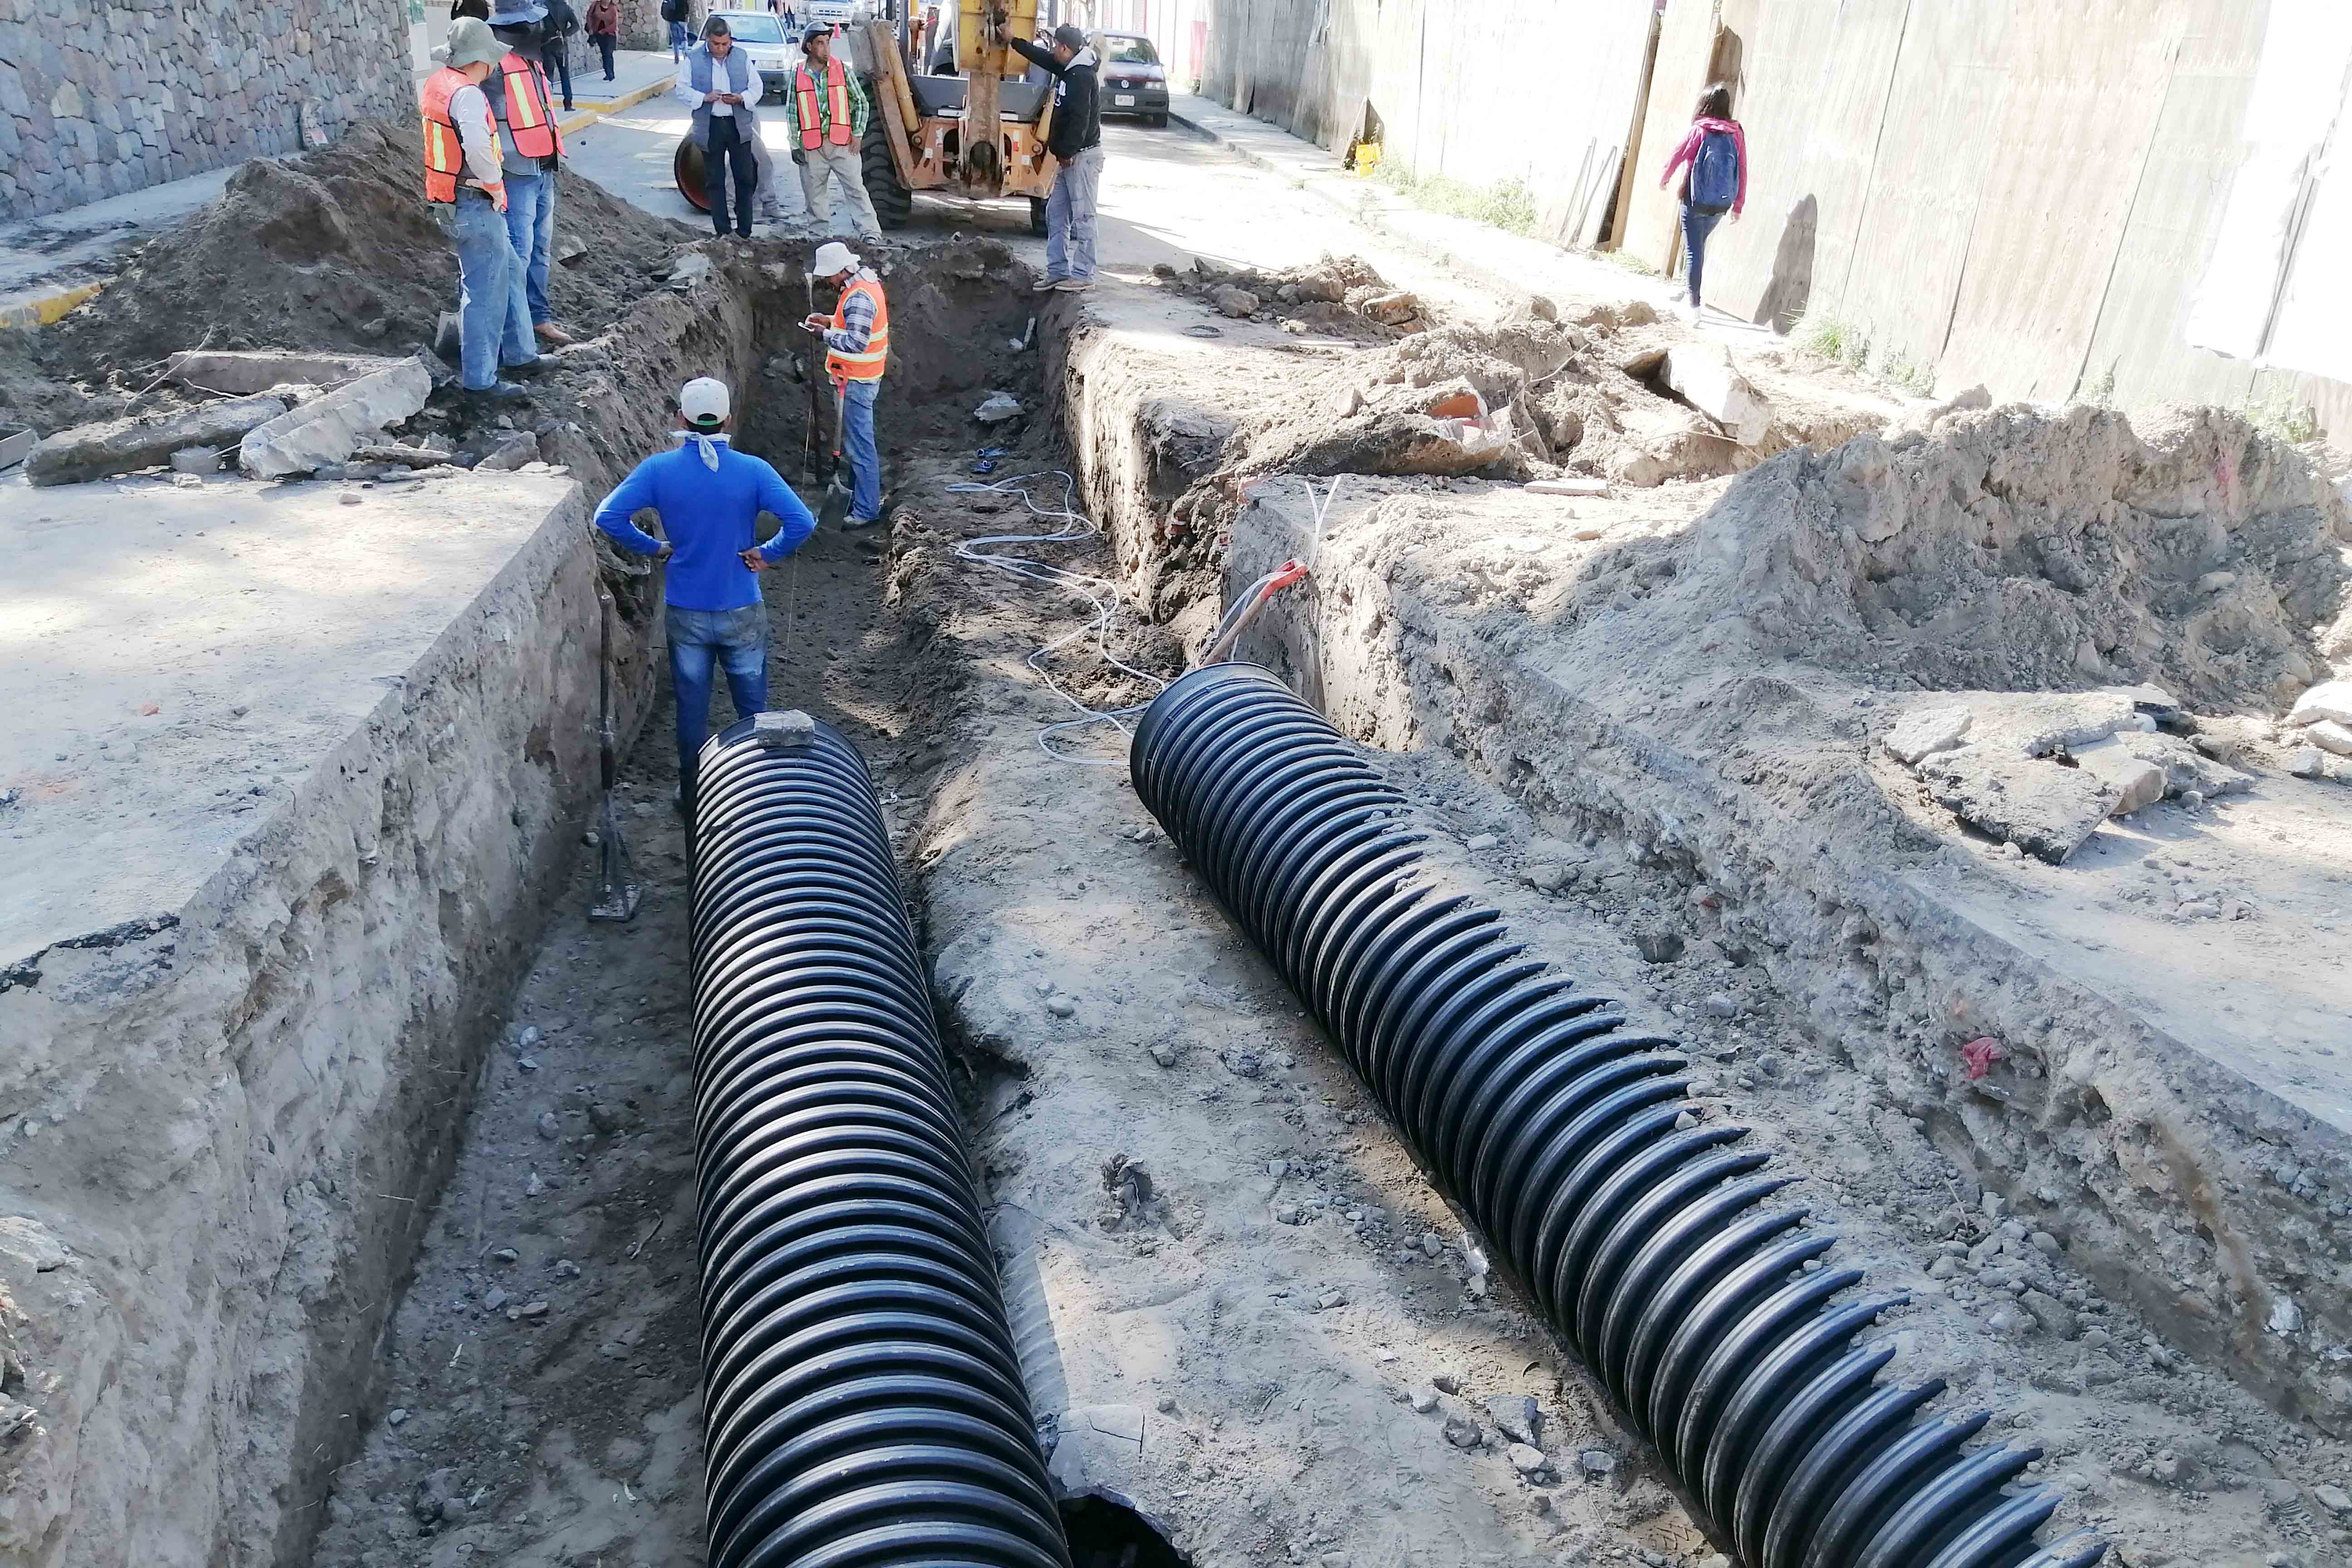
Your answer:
[0,423,36,470]
[1045,1403,1147,1497]
[165,350,406,396]
[1213,286,1259,319]
[168,446,224,474]
[351,443,455,468]
[2107,729,2252,798]
[1525,476,1609,497]
[1885,704,1974,765]
[473,431,543,472]
[2069,739,2166,816]
[25,394,289,486]
[2288,681,2352,727]
[2308,719,2352,757]
[238,358,432,479]
[1919,747,2118,863]
[1663,342,1773,446]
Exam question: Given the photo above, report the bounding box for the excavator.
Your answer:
[673,0,1060,235]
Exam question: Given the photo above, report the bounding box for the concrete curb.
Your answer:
[0,281,104,333]
[559,76,671,137]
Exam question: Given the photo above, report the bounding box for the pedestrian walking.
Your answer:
[1008,24,1101,291]
[584,0,619,80]
[541,0,579,110]
[676,15,763,237]
[1657,82,1746,325]
[803,240,888,529]
[788,25,882,238]
[485,0,576,347]
[592,377,817,821]
[662,0,690,61]
[420,17,537,405]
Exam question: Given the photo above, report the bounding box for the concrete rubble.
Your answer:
[164,349,407,396]
[1661,341,1772,446]
[24,392,288,485]
[238,356,432,478]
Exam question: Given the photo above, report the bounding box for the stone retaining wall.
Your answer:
[0,0,412,221]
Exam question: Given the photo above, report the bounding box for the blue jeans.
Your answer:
[1680,201,1725,309]
[1045,143,1102,282]
[669,18,688,56]
[667,603,768,797]
[503,169,557,326]
[450,192,535,390]
[841,378,881,521]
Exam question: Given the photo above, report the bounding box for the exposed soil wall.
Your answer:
[1217,403,2352,1440]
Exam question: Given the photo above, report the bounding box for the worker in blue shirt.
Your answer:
[591,376,816,817]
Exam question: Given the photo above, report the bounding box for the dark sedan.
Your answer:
[1091,31,1169,127]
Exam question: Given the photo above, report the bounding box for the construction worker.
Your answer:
[591,377,817,818]
[803,240,887,528]
[1009,24,1102,291]
[676,15,764,238]
[789,24,882,239]
[421,17,535,406]
[486,0,575,347]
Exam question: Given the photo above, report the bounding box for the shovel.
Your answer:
[586,584,641,922]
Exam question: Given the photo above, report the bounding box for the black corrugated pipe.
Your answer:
[689,710,1072,1568]
[1130,664,2106,1568]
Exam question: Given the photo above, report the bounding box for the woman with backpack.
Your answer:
[1658,83,1746,325]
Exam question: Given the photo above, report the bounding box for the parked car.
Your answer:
[706,10,799,96]
[800,0,858,27]
[1090,31,1168,127]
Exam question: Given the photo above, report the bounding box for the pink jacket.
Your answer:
[1659,116,1747,216]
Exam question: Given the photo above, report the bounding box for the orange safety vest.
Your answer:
[826,274,890,383]
[795,56,855,149]
[499,50,565,161]
[420,67,498,203]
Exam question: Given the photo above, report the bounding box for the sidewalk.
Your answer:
[0,165,236,330]
[1168,93,1777,344]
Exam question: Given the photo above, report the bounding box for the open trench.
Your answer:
[262,235,2346,1568]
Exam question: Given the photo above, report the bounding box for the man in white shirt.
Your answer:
[674,16,764,237]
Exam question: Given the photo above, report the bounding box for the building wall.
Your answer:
[1203,0,2352,433]
[1,0,415,221]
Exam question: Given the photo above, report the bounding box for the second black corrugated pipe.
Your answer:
[690,710,1071,1568]
[1130,663,2104,1568]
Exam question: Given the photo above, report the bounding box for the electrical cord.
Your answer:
[945,469,1170,764]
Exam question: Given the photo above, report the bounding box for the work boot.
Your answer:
[502,356,549,380]
[461,380,533,409]
[1054,277,1093,292]
[534,321,575,348]
[1032,275,1064,293]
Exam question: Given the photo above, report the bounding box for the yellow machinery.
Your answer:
[854,3,1059,233]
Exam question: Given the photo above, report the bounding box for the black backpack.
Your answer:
[660,0,684,22]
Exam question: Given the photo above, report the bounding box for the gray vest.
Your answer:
[688,46,757,148]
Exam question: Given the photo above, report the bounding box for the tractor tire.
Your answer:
[1028,196,1048,236]
[862,114,912,230]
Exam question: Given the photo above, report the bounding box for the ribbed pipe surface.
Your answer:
[1130,664,2105,1568]
[690,714,1070,1568]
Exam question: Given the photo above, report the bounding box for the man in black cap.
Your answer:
[1008,23,1102,291]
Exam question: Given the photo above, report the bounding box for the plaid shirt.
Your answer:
[786,55,869,144]
[823,269,880,356]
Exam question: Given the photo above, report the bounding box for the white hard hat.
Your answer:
[812,241,859,278]
[680,376,730,426]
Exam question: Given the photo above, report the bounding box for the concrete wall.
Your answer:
[1201,0,1656,249]
[0,0,415,221]
[1204,0,2352,434]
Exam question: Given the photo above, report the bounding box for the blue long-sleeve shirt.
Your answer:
[590,436,816,612]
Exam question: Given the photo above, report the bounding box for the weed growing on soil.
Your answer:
[1374,160,1539,235]
[1598,246,1660,277]
[2240,387,2320,445]
[1797,309,1869,371]
[1879,347,1936,397]
[2078,363,2119,408]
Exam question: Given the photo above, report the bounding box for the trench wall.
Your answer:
[1201,0,2352,437]
[1212,478,2352,1438]
[0,0,413,220]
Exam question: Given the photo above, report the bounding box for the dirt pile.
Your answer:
[46,121,691,380]
[1155,252,1429,338]
[1657,402,2352,711]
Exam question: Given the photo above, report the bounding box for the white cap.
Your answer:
[812,241,859,278]
[679,376,730,427]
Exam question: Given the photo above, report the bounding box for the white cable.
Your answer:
[945,470,1170,765]
[1300,473,1346,568]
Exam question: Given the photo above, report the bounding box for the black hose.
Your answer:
[690,711,1071,1568]
[1130,664,2106,1568]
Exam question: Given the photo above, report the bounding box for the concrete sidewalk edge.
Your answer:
[1169,96,1607,315]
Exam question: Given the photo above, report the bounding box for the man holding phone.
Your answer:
[675,15,763,237]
